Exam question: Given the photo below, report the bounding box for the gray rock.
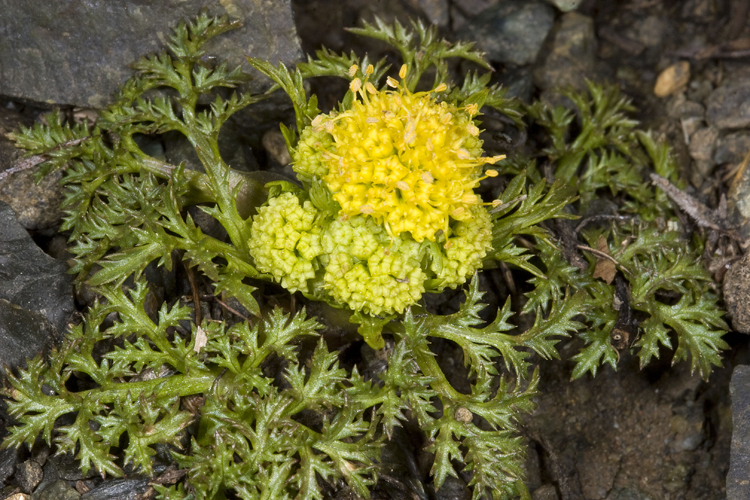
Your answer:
[457,0,555,66]
[0,107,64,230]
[533,12,597,91]
[707,83,750,130]
[0,200,74,336]
[666,94,704,120]
[715,131,750,165]
[80,479,150,500]
[690,159,715,188]
[688,127,719,162]
[0,447,20,485]
[728,160,750,239]
[16,460,43,494]
[35,480,80,500]
[0,1,301,108]
[0,300,59,378]
[532,484,560,500]
[417,0,449,27]
[497,67,534,102]
[729,366,750,499]
[604,487,653,500]
[724,253,750,333]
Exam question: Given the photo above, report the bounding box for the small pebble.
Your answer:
[15,461,43,494]
[5,494,31,500]
[262,129,292,166]
[654,62,690,97]
[724,252,750,333]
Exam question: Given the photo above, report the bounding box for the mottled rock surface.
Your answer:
[724,253,750,334]
[0,106,65,230]
[534,12,597,90]
[0,201,73,376]
[0,0,302,108]
[457,0,554,66]
[728,366,750,500]
[707,83,750,130]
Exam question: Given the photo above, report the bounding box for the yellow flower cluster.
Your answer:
[292,65,503,243]
[249,65,503,316]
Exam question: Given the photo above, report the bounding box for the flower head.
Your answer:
[320,216,425,316]
[432,205,493,290]
[248,192,323,293]
[293,72,503,242]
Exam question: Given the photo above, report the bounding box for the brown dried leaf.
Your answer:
[592,235,617,284]
[193,326,207,353]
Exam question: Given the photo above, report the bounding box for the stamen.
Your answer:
[456,148,470,159]
[350,78,362,93]
[359,205,374,214]
[421,172,434,183]
[434,83,447,92]
[311,115,323,127]
[365,82,377,95]
[399,64,407,79]
[348,65,358,77]
[451,207,465,218]
[365,64,374,75]
[366,117,379,124]
[465,103,478,115]
[386,76,399,88]
[466,123,479,136]
[485,154,506,164]
[485,169,498,177]
[396,181,409,190]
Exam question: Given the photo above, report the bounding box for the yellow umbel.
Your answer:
[293,65,503,243]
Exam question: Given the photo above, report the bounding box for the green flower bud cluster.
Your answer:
[248,192,323,293]
[321,215,425,315]
[432,205,492,290]
[248,191,493,316]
